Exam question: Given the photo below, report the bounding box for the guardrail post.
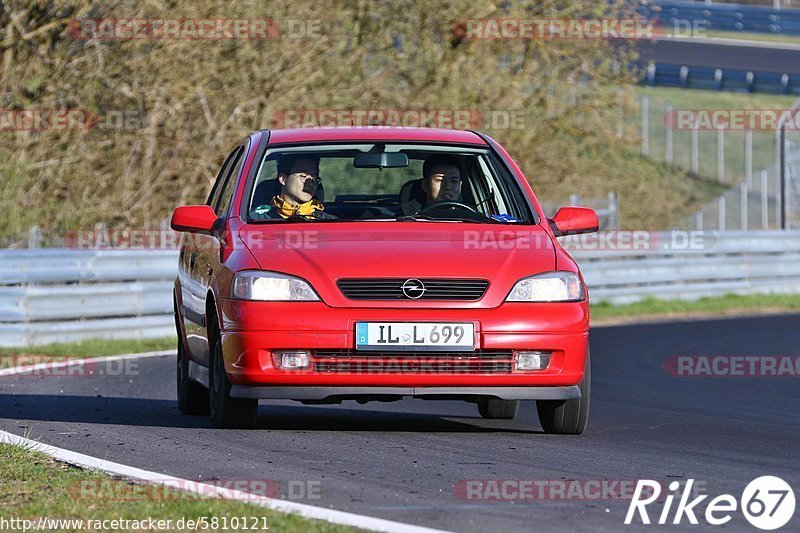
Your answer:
[718,195,726,231]
[780,125,787,229]
[745,130,753,187]
[641,95,649,156]
[646,63,656,85]
[740,182,748,231]
[695,210,703,230]
[775,128,782,196]
[27,226,42,249]
[607,192,619,229]
[569,194,581,206]
[691,128,699,174]
[665,103,673,164]
[761,169,769,229]
[717,127,725,182]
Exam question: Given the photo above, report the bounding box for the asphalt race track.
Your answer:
[1,315,799,532]
[638,39,800,75]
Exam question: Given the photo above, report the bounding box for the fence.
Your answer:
[639,93,800,230]
[2,235,800,346]
[543,192,620,230]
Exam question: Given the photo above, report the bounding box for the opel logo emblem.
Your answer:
[401,278,426,299]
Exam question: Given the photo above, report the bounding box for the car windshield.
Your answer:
[246,143,534,224]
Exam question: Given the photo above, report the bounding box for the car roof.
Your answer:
[264,127,488,146]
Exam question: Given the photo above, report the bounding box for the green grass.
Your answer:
[636,87,796,187]
[703,30,800,45]
[0,336,176,359]
[591,293,800,321]
[0,443,354,533]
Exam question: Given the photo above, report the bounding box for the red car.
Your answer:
[171,127,598,432]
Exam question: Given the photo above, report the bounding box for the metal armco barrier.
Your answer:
[564,230,800,304]
[643,1,800,36]
[0,250,177,347]
[1,232,800,346]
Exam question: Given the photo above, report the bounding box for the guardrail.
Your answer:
[2,232,799,346]
[643,1,800,35]
[639,62,800,95]
[563,230,800,303]
[0,250,177,347]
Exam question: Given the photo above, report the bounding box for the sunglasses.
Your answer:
[292,172,322,184]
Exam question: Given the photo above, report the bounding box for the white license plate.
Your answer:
[355,322,475,351]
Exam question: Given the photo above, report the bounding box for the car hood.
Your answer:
[239,222,556,308]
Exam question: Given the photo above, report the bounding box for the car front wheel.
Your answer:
[477,399,519,419]
[536,348,591,435]
[209,338,258,429]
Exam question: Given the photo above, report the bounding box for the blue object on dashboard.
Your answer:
[491,214,521,223]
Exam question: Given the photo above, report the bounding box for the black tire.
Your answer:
[537,348,591,435]
[478,399,519,419]
[177,338,209,415]
[209,337,258,429]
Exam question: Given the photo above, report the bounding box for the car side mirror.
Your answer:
[550,207,599,237]
[171,205,219,235]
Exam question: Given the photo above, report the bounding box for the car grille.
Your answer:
[337,278,489,300]
[312,350,514,374]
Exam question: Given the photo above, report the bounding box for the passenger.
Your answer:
[251,155,335,220]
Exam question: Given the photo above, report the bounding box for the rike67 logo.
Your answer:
[626,476,795,530]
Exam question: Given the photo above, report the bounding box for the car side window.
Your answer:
[215,147,245,217]
[206,147,242,208]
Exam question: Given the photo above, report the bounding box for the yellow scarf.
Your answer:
[271,195,325,219]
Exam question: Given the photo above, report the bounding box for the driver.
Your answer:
[251,155,335,220]
[398,154,465,216]
[421,154,463,205]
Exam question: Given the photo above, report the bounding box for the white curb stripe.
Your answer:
[0,350,174,377]
[0,352,451,533]
[0,430,448,533]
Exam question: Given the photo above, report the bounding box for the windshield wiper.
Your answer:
[395,214,496,223]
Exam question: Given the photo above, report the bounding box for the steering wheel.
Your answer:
[417,200,479,214]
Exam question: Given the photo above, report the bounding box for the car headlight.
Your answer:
[505,271,585,302]
[232,271,320,301]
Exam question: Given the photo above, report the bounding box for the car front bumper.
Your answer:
[218,299,589,391]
